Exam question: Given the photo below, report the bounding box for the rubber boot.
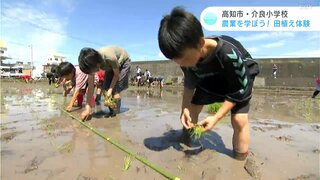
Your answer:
[106,107,116,118]
[95,94,101,105]
[116,98,121,114]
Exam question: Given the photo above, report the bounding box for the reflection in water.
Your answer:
[127,89,164,99]
[1,84,119,168]
[1,86,64,125]
[126,88,319,123]
[2,85,317,133]
[1,88,65,162]
[250,93,320,123]
[126,88,183,100]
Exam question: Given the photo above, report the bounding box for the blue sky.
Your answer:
[1,0,319,75]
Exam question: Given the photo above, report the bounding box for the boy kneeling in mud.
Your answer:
[56,62,95,114]
[78,46,131,119]
[158,7,259,160]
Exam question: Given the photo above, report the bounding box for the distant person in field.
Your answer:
[20,74,32,83]
[136,66,142,86]
[145,69,151,81]
[47,72,55,85]
[272,64,278,79]
[47,65,58,85]
[156,76,164,89]
[312,75,320,98]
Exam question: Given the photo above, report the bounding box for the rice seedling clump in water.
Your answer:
[104,97,116,108]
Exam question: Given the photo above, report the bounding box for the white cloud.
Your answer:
[262,40,285,48]
[236,32,295,42]
[281,49,320,58]
[307,32,320,41]
[247,47,259,53]
[2,2,67,73]
[236,33,269,42]
[246,40,285,54]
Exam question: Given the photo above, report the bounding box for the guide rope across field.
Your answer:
[60,108,180,180]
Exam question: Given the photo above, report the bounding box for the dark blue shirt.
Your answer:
[181,35,258,103]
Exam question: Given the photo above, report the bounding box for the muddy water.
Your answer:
[0,82,319,180]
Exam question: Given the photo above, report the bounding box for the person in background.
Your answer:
[20,74,32,83]
[272,64,278,79]
[136,66,141,86]
[145,69,151,80]
[47,72,55,85]
[157,76,164,89]
[312,75,320,98]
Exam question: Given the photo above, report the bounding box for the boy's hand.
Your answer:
[66,105,72,112]
[80,106,91,120]
[180,108,194,129]
[106,88,113,98]
[198,116,219,131]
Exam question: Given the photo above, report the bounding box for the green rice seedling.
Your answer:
[0,124,7,130]
[104,97,116,108]
[207,102,222,114]
[106,97,114,104]
[316,99,320,110]
[123,156,132,171]
[190,124,206,140]
[177,162,185,172]
[58,143,72,153]
[164,80,173,85]
[302,100,313,122]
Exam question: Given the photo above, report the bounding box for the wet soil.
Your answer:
[0,81,319,179]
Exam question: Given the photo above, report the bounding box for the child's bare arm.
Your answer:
[180,87,196,129]
[67,89,80,111]
[199,100,235,131]
[80,75,94,120]
[107,68,120,96]
[86,75,94,107]
[215,100,235,120]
